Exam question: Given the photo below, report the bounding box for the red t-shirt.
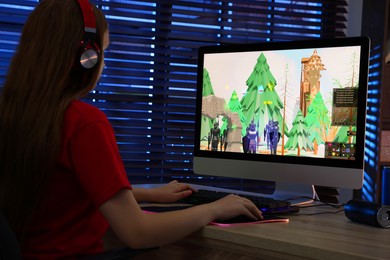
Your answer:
[21,100,132,259]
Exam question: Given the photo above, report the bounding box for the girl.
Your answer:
[0,0,262,258]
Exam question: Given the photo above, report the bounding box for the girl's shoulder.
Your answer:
[68,100,107,122]
[64,100,110,132]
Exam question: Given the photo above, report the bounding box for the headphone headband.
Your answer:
[76,0,100,69]
[76,0,96,33]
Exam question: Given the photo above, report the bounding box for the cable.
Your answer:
[283,196,346,216]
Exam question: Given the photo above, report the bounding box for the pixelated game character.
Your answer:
[245,120,258,154]
[265,120,281,155]
[209,122,221,151]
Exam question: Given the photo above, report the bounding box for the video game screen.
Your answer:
[199,44,363,160]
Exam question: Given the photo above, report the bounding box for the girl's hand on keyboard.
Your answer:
[152,180,196,203]
[133,180,196,203]
[211,194,263,221]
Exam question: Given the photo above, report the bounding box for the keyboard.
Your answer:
[179,189,299,214]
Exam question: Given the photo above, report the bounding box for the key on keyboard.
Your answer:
[179,189,298,214]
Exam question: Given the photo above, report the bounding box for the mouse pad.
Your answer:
[141,205,289,226]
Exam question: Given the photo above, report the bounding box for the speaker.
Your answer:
[382,166,390,205]
[344,199,390,228]
[76,0,100,69]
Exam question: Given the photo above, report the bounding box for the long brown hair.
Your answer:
[0,0,108,233]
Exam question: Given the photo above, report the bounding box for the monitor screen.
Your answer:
[193,37,370,200]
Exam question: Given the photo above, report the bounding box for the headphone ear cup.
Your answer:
[79,40,99,69]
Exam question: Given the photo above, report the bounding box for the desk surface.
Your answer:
[188,205,390,260]
[104,184,390,259]
[104,203,390,260]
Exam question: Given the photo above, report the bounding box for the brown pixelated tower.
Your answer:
[300,49,326,116]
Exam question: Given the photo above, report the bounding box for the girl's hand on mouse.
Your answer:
[209,194,263,221]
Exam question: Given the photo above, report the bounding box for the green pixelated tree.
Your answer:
[305,92,331,154]
[241,53,287,137]
[200,68,215,141]
[221,90,246,136]
[284,110,313,156]
[333,126,356,143]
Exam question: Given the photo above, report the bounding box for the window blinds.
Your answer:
[0,0,348,192]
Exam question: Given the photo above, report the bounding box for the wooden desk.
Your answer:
[104,204,390,260]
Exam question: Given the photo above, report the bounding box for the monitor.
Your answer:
[193,36,370,202]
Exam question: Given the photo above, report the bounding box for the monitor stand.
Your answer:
[272,182,317,206]
[272,182,354,205]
